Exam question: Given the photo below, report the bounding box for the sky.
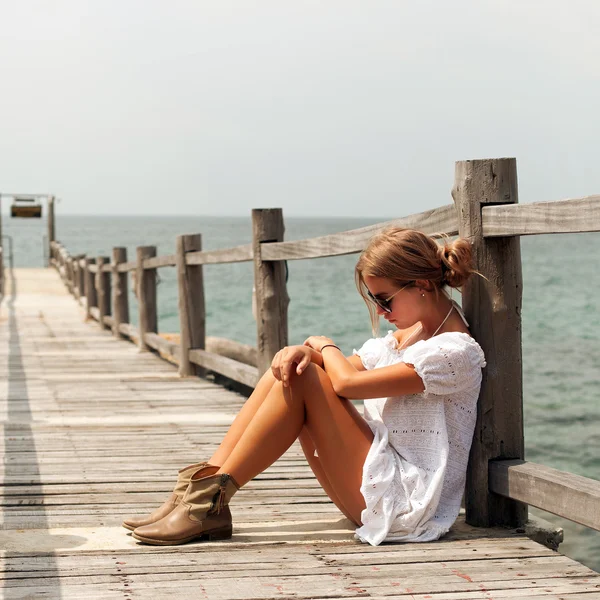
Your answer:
[0,0,599,218]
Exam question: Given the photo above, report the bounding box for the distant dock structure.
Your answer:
[1,158,599,598]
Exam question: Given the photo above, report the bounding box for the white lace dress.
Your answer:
[353,330,486,546]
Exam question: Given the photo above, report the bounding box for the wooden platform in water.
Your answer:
[1,268,599,599]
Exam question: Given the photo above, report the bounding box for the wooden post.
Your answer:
[47,196,55,267]
[136,246,157,352]
[76,255,86,301]
[252,209,289,376]
[176,234,206,377]
[112,247,129,338]
[452,157,527,528]
[83,257,97,320]
[96,256,111,328]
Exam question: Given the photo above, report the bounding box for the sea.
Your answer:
[4,215,600,572]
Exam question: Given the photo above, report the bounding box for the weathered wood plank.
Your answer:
[482,195,600,237]
[143,254,177,269]
[489,459,600,531]
[261,204,458,260]
[188,349,259,388]
[185,244,253,265]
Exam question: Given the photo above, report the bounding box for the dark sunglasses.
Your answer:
[366,283,411,313]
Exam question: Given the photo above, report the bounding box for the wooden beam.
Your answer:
[47,196,55,266]
[96,256,111,329]
[136,246,157,352]
[112,247,129,339]
[185,244,253,266]
[188,349,259,388]
[452,158,527,528]
[83,257,97,321]
[261,205,458,261]
[143,254,177,269]
[206,336,257,367]
[176,233,206,377]
[482,195,600,237]
[252,209,289,377]
[490,460,600,531]
[144,332,181,364]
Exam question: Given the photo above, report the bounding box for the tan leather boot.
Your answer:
[122,462,217,531]
[132,472,239,545]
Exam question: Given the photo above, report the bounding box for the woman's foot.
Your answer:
[132,472,238,545]
[122,462,217,531]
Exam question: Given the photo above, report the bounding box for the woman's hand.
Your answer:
[303,336,336,352]
[271,345,313,387]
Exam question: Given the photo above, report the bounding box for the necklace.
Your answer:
[431,304,454,337]
[396,304,455,351]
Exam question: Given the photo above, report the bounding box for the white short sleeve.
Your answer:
[402,333,486,397]
[353,337,386,370]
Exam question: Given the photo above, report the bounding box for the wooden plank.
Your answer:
[143,254,177,269]
[185,244,253,265]
[111,247,129,338]
[89,306,100,322]
[261,204,458,260]
[252,208,289,376]
[206,336,257,367]
[118,323,138,343]
[136,245,157,352]
[83,257,97,320]
[453,158,527,528]
[143,332,181,364]
[96,256,111,329]
[176,233,206,377]
[189,349,259,388]
[117,260,137,273]
[482,195,600,237]
[490,459,600,531]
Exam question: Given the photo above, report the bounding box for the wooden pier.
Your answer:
[1,157,600,598]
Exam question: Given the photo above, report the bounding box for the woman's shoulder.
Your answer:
[405,331,486,367]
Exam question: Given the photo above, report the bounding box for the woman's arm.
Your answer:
[305,336,424,399]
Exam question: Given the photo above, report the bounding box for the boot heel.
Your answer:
[207,526,232,541]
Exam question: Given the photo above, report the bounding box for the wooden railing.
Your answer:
[49,157,600,536]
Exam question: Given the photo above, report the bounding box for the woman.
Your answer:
[123,227,486,546]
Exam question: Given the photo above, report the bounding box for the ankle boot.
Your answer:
[132,472,239,545]
[122,462,217,531]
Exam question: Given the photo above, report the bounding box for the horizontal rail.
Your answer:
[117,261,137,273]
[143,254,177,269]
[103,315,114,328]
[89,307,100,322]
[489,459,600,531]
[118,322,139,344]
[261,204,458,261]
[88,264,98,274]
[205,336,257,367]
[186,244,253,266]
[482,195,600,237]
[189,348,259,388]
[144,332,181,363]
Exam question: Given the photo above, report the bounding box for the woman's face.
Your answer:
[363,274,421,329]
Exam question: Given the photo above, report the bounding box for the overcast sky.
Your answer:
[0,1,598,218]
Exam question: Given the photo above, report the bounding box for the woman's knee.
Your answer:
[289,362,332,393]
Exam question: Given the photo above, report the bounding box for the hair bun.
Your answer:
[438,239,474,288]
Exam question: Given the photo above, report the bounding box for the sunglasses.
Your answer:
[366,283,412,313]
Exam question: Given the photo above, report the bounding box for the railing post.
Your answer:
[83,257,97,321]
[76,255,86,302]
[452,157,527,528]
[176,234,206,377]
[252,209,289,376]
[47,196,55,267]
[112,247,129,338]
[136,246,157,352]
[96,256,111,329]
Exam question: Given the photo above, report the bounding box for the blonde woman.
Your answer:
[123,227,486,546]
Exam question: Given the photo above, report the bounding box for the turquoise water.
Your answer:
[5,215,600,572]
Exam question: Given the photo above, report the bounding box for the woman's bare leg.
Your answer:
[218,363,373,525]
[298,430,356,522]
[208,370,279,466]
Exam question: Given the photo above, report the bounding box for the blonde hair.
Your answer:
[355,227,475,335]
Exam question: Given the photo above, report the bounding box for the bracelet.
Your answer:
[320,344,341,353]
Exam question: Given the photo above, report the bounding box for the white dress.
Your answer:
[353,330,486,546]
